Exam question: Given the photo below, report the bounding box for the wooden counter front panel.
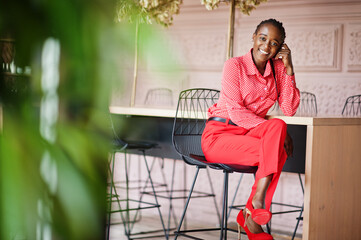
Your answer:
[306,124,361,240]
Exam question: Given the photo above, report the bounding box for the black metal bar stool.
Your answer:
[106,115,168,240]
[172,88,259,240]
[342,94,361,116]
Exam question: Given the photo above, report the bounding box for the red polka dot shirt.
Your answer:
[208,49,300,130]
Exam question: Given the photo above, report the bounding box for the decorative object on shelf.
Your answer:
[201,0,268,59]
[116,0,182,106]
[0,38,15,72]
[0,38,31,103]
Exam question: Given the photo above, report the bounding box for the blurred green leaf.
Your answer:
[0,0,182,239]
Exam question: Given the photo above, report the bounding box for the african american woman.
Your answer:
[201,19,300,240]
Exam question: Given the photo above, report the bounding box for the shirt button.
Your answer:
[264,87,267,90]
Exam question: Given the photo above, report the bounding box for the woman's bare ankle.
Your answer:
[252,194,265,209]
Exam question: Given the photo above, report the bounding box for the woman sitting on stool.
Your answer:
[201,18,300,240]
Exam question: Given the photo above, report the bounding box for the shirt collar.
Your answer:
[244,49,273,77]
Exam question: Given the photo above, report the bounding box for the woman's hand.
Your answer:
[275,43,294,76]
[284,131,294,157]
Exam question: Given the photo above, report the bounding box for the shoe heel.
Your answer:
[237,223,241,240]
[237,209,274,240]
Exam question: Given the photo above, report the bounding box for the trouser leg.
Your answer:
[201,118,288,210]
[245,119,288,210]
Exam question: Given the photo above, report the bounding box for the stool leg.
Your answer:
[227,173,244,221]
[220,171,229,240]
[292,173,304,240]
[125,152,167,237]
[206,167,222,225]
[107,151,130,239]
[141,156,157,192]
[142,151,168,239]
[140,156,178,236]
[119,150,135,238]
[292,205,303,240]
[122,151,167,238]
[174,166,201,240]
[299,173,304,194]
[166,159,178,236]
[106,152,115,240]
[127,154,145,233]
[124,151,132,237]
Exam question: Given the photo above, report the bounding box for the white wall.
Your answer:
[125,0,361,115]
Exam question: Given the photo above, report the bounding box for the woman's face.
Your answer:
[252,23,283,62]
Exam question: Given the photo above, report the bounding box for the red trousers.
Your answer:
[201,118,287,210]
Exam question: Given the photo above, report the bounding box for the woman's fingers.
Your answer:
[278,45,291,58]
[276,43,294,75]
[282,43,290,50]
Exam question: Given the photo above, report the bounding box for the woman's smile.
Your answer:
[258,49,269,55]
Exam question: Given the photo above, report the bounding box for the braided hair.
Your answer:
[254,19,286,43]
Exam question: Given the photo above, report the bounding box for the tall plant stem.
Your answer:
[131,20,139,107]
[226,0,236,60]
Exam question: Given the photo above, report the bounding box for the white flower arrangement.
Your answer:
[201,0,268,15]
[116,0,182,27]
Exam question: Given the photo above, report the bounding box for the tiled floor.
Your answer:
[108,156,303,240]
[108,214,301,240]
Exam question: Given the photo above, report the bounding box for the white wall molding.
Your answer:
[287,23,343,72]
[346,22,361,72]
[245,0,361,21]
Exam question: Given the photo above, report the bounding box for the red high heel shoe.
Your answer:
[237,210,273,240]
[245,202,272,225]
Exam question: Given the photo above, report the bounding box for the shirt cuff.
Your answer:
[285,73,296,86]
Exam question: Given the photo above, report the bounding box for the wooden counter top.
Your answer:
[109,106,361,126]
